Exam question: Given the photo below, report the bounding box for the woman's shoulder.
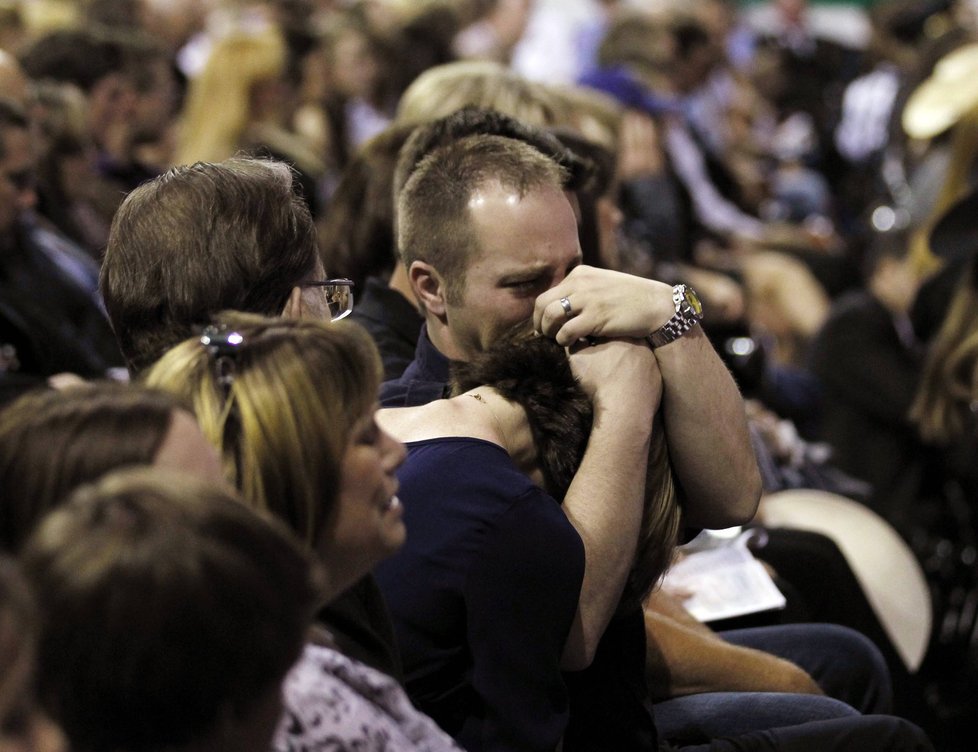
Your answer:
[379,391,512,448]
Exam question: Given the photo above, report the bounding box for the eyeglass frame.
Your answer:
[298,278,355,321]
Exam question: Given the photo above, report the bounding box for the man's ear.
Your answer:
[409,260,447,318]
[281,286,305,319]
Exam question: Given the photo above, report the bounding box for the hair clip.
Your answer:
[200,326,245,393]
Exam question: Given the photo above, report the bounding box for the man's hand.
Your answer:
[534,266,677,346]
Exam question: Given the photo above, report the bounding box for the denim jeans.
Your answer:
[653,623,893,742]
[673,714,933,752]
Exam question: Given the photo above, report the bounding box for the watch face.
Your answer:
[684,288,704,317]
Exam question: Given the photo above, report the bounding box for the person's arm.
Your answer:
[559,338,661,670]
[534,267,762,529]
[644,591,824,700]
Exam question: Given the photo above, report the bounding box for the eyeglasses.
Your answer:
[299,278,354,321]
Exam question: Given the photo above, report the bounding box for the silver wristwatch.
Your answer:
[647,284,704,349]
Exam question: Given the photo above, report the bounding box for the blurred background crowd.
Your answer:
[2,0,978,748]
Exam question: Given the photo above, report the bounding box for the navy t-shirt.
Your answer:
[374,437,585,752]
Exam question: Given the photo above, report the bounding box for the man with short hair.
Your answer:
[386,129,759,534]
[100,158,330,374]
[377,130,759,749]
[99,156,398,680]
[377,125,932,751]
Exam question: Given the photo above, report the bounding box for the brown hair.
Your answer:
[397,133,568,303]
[0,382,180,553]
[100,157,318,374]
[21,467,318,752]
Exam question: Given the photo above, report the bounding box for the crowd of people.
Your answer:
[2,0,978,750]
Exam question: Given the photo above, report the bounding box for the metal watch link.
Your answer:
[646,284,704,349]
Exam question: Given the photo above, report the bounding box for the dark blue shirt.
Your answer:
[379,324,452,407]
[350,277,424,382]
[373,437,585,752]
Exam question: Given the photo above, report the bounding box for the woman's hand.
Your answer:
[568,337,662,427]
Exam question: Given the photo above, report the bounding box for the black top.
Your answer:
[808,291,926,523]
[379,323,452,407]
[374,437,585,752]
[350,276,423,381]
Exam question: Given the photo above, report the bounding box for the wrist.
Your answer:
[647,284,704,349]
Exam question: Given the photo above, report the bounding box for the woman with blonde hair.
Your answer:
[173,24,324,210]
[146,312,462,750]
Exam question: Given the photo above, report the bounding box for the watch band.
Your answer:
[647,284,703,349]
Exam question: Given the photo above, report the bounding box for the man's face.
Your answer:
[0,125,36,236]
[444,181,582,360]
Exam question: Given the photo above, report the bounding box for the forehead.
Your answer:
[465,181,581,277]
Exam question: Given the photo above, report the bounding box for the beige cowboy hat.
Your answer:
[759,489,932,672]
[903,42,978,139]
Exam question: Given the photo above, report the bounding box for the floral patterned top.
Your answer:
[274,641,464,752]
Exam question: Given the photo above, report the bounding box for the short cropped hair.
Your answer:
[144,313,382,550]
[100,157,318,373]
[397,134,568,303]
[0,382,181,553]
[21,468,318,752]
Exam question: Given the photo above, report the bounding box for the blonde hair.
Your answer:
[910,266,978,443]
[395,59,571,127]
[145,313,383,548]
[173,27,287,165]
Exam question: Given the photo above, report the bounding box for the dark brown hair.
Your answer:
[21,467,318,752]
[100,157,318,373]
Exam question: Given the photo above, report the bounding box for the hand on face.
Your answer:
[533,266,677,346]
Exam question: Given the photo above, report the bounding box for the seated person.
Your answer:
[374,325,931,751]
[19,468,318,752]
[145,313,461,750]
[0,330,458,750]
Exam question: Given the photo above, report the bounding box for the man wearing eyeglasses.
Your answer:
[100,157,351,373]
[99,156,399,684]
